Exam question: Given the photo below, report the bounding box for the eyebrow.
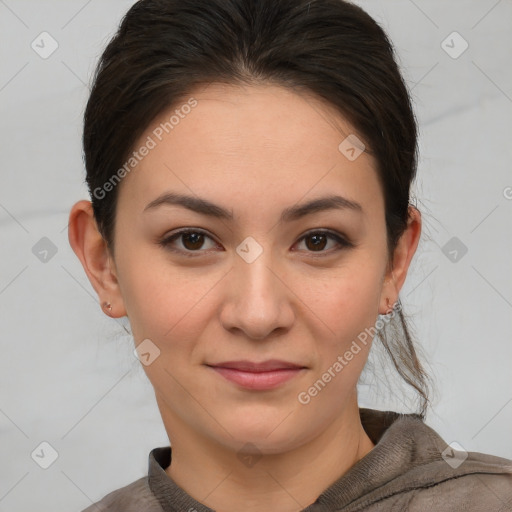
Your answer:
[143,192,363,222]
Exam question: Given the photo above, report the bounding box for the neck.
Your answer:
[163,400,375,512]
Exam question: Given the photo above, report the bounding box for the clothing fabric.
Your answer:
[82,408,512,511]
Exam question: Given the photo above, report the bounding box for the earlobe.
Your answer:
[67,200,126,317]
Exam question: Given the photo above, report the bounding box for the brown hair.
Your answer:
[83,0,432,418]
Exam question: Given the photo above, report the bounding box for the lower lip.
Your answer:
[209,367,304,390]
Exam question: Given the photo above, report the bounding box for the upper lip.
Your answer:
[207,360,306,372]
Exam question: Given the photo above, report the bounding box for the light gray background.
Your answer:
[1,1,511,511]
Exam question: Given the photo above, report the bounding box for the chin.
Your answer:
[216,409,313,454]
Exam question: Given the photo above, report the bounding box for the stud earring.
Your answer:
[103,301,113,315]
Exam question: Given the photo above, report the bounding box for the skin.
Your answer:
[68,82,421,511]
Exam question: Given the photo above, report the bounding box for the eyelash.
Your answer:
[158,228,354,258]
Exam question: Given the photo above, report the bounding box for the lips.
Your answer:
[210,360,304,372]
[206,360,306,390]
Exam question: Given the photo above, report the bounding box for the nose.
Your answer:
[219,244,295,341]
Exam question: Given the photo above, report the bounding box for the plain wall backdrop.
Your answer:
[1,1,511,510]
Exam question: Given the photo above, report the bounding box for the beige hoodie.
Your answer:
[82,408,512,511]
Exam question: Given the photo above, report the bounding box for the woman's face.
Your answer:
[108,83,402,453]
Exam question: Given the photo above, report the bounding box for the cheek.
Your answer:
[115,245,223,346]
[297,259,383,346]
[294,266,380,416]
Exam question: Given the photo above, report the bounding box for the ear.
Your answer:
[378,205,422,315]
[67,200,126,318]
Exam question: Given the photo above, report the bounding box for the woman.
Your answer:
[68,0,512,510]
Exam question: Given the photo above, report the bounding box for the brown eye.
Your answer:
[304,233,328,251]
[181,232,206,250]
[295,230,353,255]
[159,229,219,257]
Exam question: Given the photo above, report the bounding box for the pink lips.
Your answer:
[207,360,306,390]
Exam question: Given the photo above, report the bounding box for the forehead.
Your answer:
[116,82,383,220]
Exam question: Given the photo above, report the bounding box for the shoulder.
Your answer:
[408,466,512,511]
[81,476,164,512]
[353,409,512,511]
[395,450,512,512]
